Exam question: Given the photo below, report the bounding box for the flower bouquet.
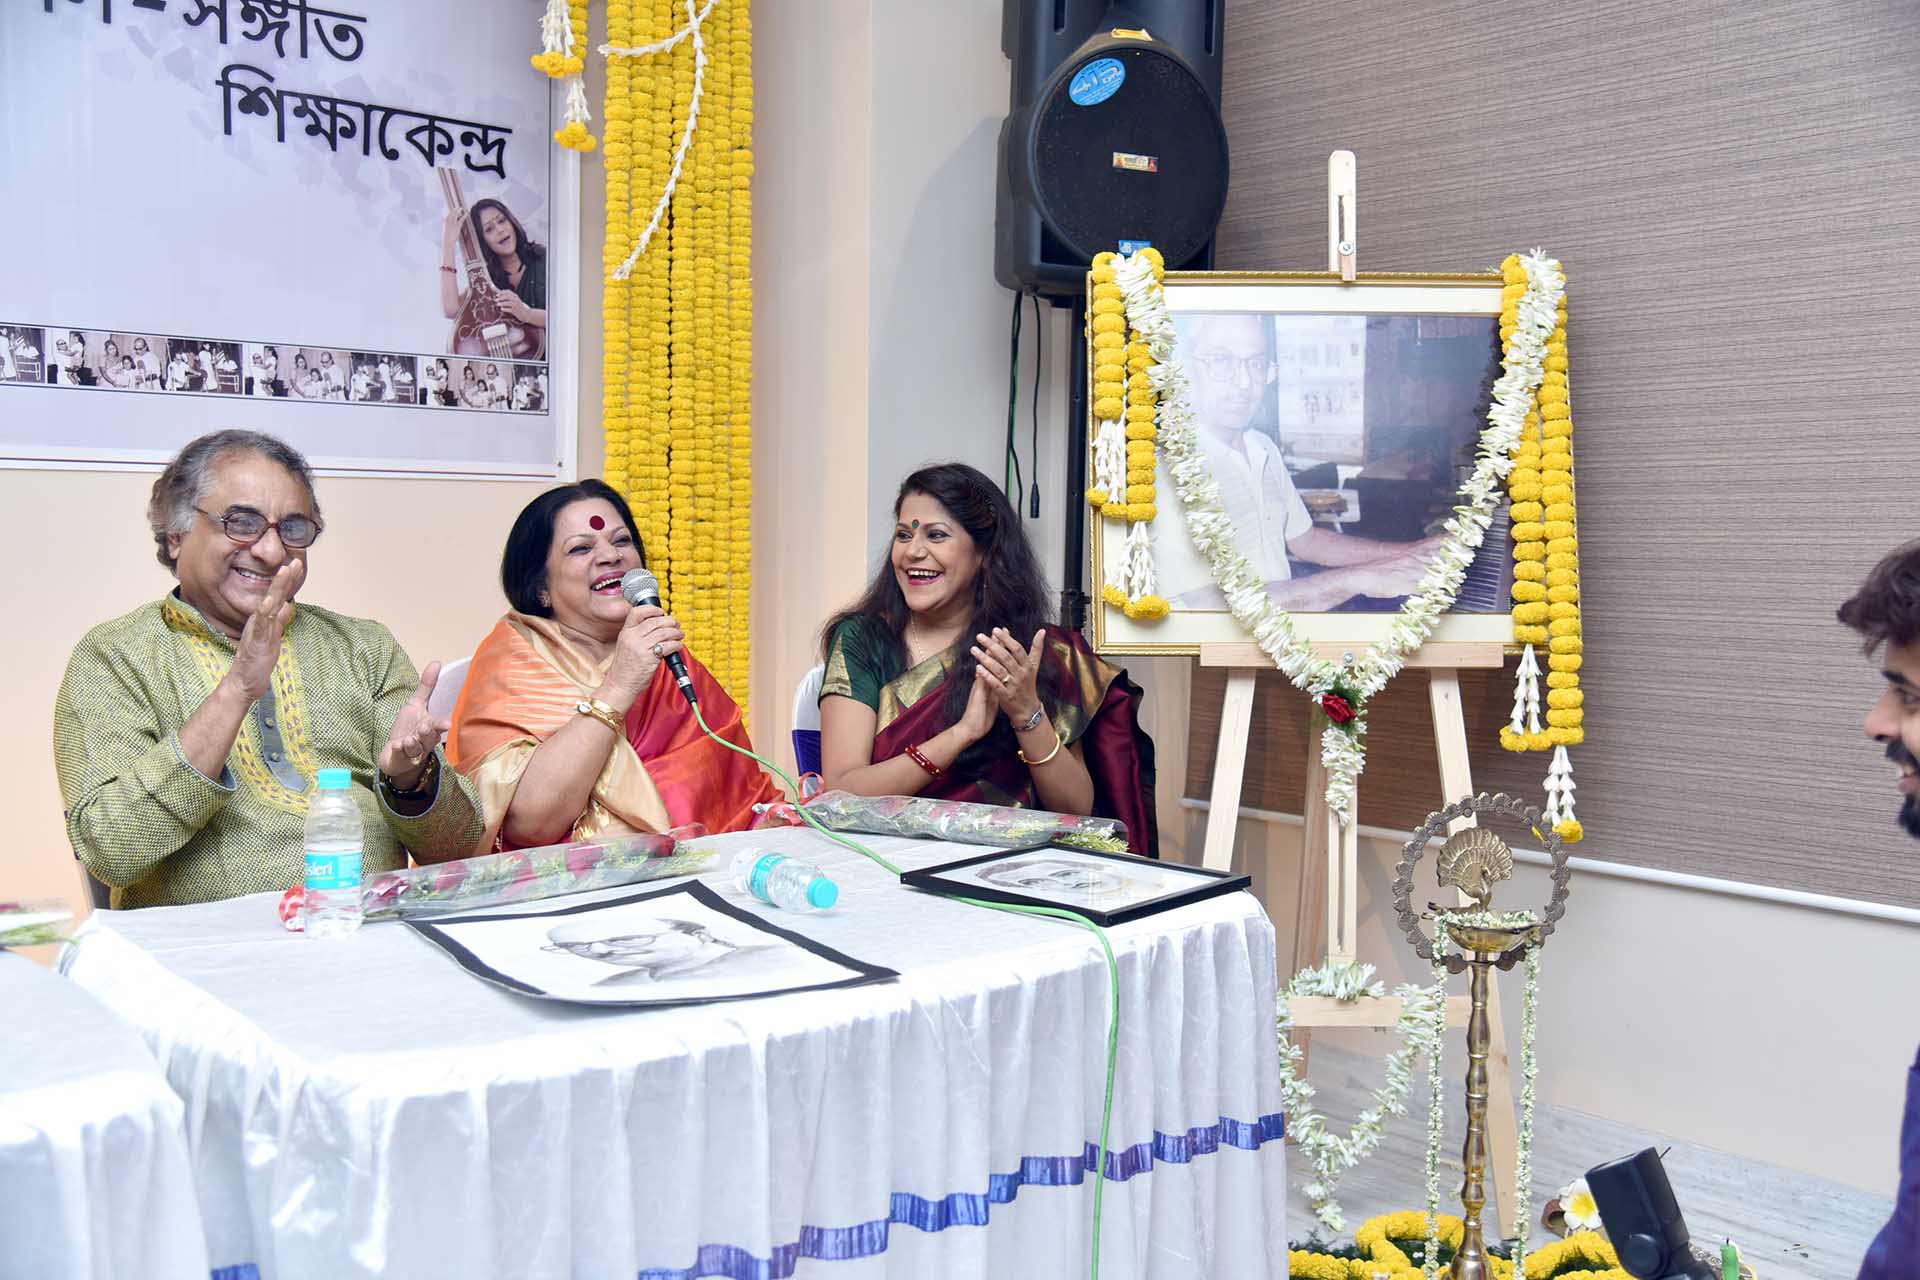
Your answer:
[280,829,715,928]
[0,899,76,947]
[776,790,1130,852]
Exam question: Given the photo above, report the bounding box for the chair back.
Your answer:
[791,662,825,777]
[427,655,472,722]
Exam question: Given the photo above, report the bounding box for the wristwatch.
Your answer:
[382,752,438,797]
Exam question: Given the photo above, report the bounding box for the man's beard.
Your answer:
[1888,740,1920,838]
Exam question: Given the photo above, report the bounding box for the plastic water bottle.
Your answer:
[303,768,365,939]
[729,849,838,912]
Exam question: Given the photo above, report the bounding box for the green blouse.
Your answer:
[820,615,909,711]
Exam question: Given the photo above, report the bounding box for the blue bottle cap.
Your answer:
[316,768,353,790]
[806,877,838,910]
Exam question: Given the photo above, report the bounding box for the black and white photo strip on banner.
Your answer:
[0,323,549,414]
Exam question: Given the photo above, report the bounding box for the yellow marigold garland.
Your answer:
[1087,247,1169,619]
[1289,1217,1630,1280]
[599,0,753,702]
[1496,253,1584,843]
[535,0,599,151]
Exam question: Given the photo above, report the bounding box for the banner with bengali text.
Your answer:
[1,0,576,477]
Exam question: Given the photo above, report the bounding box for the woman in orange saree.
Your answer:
[450,480,777,851]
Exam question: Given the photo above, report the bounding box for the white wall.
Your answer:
[1177,802,1919,1198]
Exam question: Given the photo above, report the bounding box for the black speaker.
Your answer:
[1586,1149,1717,1280]
[995,1,1229,296]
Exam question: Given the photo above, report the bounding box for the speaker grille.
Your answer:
[1030,47,1228,265]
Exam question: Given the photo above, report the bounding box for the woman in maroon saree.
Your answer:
[817,463,1157,854]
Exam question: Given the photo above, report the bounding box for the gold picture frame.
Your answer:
[1090,270,1518,656]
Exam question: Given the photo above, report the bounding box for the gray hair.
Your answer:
[147,430,320,571]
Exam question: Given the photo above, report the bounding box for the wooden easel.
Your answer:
[1195,152,1521,1235]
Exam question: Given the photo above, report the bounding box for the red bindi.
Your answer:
[588,515,605,530]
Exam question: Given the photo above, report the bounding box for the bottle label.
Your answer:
[748,852,785,903]
[305,850,364,892]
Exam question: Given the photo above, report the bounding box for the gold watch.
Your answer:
[575,697,624,735]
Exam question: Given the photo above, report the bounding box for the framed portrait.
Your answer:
[407,881,897,1009]
[1091,272,1518,654]
[900,843,1251,927]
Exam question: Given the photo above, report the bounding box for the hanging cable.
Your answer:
[1029,292,1044,519]
[1005,290,1025,502]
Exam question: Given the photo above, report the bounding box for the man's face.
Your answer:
[981,858,1128,896]
[544,919,712,967]
[1185,315,1274,435]
[1864,639,1920,838]
[168,451,315,640]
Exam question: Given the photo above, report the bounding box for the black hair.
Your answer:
[469,198,548,293]
[1839,539,1920,654]
[819,462,1053,764]
[501,479,646,616]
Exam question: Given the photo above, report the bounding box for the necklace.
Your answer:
[903,624,955,668]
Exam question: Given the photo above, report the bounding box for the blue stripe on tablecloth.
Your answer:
[636,1112,1285,1280]
[211,1267,260,1280]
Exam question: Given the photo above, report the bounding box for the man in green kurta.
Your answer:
[54,431,484,908]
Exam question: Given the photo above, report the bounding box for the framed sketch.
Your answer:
[901,843,1251,927]
[1092,272,1517,654]
[407,882,897,1009]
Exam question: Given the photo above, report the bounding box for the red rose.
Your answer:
[277,887,307,931]
[1321,694,1357,725]
[565,845,602,877]
[432,862,470,893]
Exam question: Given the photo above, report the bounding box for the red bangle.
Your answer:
[904,742,945,779]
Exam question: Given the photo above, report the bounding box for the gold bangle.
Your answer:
[574,698,624,735]
[1017,730,1064,768]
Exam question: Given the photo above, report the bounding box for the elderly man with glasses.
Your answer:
[54,430,483,907]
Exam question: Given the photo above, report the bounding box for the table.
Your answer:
[60,829,1286,1279]
[0,951,213,1280]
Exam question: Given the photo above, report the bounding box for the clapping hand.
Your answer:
[970,627,1048,724]
[225,560,304,703]
[380,662,449,791]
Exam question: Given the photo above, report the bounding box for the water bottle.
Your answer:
[303,768,365,939]
[729,849,838,912]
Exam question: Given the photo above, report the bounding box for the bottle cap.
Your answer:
[316,768,353,791]
[806,877,838,910]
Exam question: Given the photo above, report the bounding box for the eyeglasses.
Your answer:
[195,505,323,549]
[1190,352,1278,384]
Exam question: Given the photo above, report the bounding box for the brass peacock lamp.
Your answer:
[1391,793,1573,1280]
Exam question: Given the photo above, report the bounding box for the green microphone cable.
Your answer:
[687,699,1121,1280]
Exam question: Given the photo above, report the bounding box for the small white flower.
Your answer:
[1558,1176,1604,1232]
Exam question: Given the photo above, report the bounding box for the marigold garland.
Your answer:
[535,0,598,150]
[596,0,754,702]
[1496,253,1584,842]
[1288,1218,1630,1280]
[1086,247,1170,619]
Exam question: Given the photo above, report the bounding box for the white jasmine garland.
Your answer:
[1277,961,1449,1233]
[1424,939,1449,1280]
[1139,253,1567,826]
[1512,942,1543,1278]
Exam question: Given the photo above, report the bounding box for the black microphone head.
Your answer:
[620,568,661,607]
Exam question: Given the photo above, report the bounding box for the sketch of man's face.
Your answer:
[542,916,742,985]
[1184,314,1276,436]
[978,857,1131,897]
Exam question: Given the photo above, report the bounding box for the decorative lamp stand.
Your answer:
[1393,793,1572,1280]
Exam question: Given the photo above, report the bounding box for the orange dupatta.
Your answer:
[448,613,778,851]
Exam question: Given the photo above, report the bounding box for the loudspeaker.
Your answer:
[1585,1149,1717,1280]
[995,1,1229,296]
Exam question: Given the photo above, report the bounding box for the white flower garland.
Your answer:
[1138,252,1568,826]
[1277,961,1448,1233]
[1420,914,1545,1279]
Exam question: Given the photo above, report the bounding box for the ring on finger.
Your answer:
[651,642,663,656]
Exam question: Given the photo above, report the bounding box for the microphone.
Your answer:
[619,568,698,706]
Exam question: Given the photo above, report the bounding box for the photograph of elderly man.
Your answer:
[1152,312,1448,610]
[53,430,484,908]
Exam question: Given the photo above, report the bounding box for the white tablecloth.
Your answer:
[0,950,212,1280]
[60,829,1285,1280]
